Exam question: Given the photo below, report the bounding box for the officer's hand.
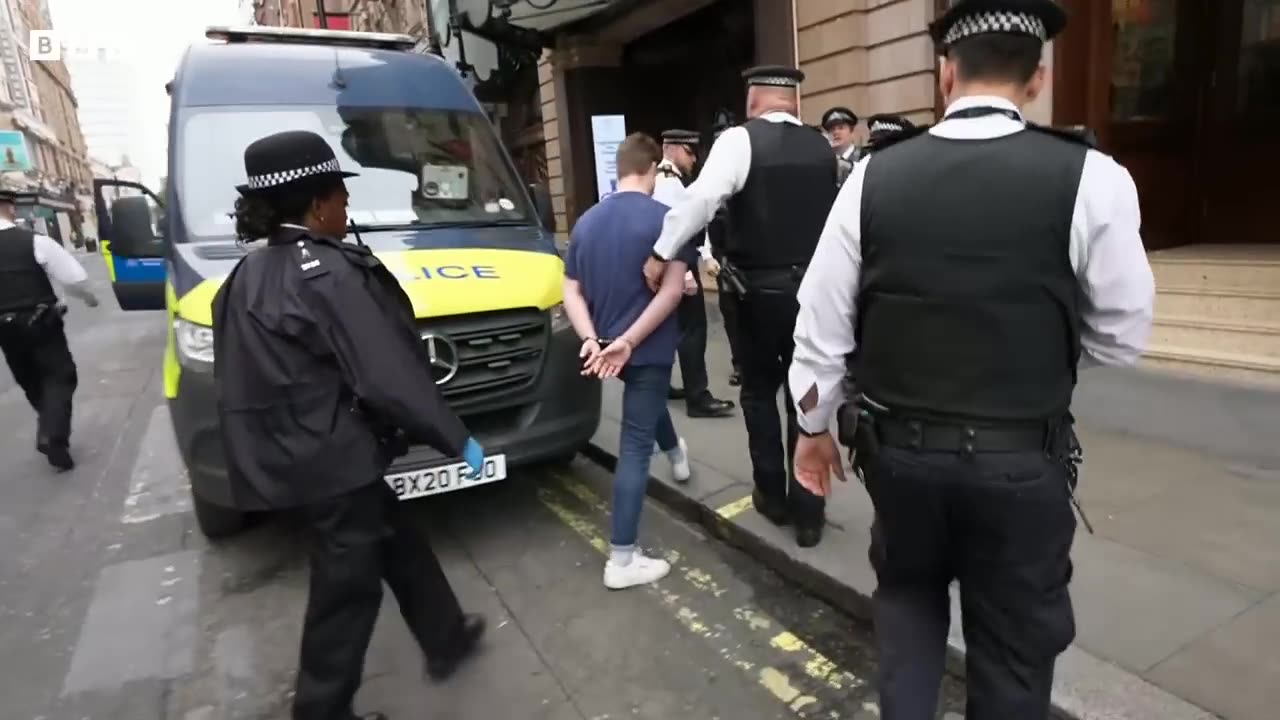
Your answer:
[643,257,667,292]
[702,256,721,277]
[794,433,847,497]
[462,437,485,479]
[683,271,698,296]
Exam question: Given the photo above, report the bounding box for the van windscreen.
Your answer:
[177,105,535,240]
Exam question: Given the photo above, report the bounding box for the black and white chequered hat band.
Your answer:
[751,75,799,87]
[871,120,905,133]
[943,10,1047,45]
[244,158,343,190]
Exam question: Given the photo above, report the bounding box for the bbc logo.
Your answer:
[30,30,125,62]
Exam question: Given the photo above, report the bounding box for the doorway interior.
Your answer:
[620,0,756,168]
[1065,0,1280,250]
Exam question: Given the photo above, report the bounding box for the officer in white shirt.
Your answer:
[653,129,735,418]
[643,66,839,548]
[787,0,1155,717]
[0,189,99,471]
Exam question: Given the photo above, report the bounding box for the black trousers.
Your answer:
[674,270,710,400]
[736,290,824,526]
[0,315,77,447]
[865,446,1077,720]
[714,273,742,371]
[294,481,465,720]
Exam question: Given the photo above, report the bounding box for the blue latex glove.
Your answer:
[462,437,485,479]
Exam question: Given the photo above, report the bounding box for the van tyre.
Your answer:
[192,494,249,540]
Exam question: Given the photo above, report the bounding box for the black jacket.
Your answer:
[212,227,470,510]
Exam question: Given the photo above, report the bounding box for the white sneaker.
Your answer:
[667,437,691,483]
[603,551,671,590]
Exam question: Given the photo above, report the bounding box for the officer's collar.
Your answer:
[944,95,1023,120]
[267,224,358,253]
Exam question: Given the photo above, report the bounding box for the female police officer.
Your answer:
[212,130,487,720]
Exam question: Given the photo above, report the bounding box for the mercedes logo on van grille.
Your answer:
[421,332,460,385]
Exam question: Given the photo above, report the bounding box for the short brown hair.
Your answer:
[615,133,661,179]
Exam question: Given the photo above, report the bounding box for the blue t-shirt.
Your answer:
[564,191,680,367]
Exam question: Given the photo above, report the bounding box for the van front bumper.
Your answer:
[169,327,601,508]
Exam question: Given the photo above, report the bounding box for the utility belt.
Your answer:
[718,259,807,299]
[837,393,1092,532]
[0,302,67,331]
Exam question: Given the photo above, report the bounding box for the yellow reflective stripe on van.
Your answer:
[172,247,565,328]
[163,279,181,399]
[100,240,116,282]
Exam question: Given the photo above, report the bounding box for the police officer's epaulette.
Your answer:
[293,238,331,279]
[1026,122,1100,150]
[865,124,932,154]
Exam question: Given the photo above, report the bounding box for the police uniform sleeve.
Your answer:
[300,254,470,457]
[1072,150,1155,367]
[653,127,751,260]
[787,157,867,435]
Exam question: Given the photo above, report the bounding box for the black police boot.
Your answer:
[795,524,823,549]
[37,438,74,471]
[687,393,735,418]
[426,614,486,681]
[668,386,687,401]
[751,490,790,526]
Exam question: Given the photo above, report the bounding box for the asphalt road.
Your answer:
[0,258,966,720]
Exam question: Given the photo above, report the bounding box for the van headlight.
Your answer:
[174,318,215,370]
[548,303,572,333]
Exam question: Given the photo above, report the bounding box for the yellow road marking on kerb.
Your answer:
[716,494,755,520]
[540,472,865,703]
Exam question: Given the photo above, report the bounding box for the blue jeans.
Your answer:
[612,364,679,547]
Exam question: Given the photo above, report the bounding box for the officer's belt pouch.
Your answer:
[740,266,805,293]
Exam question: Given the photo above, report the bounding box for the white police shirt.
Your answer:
[652,111,805,261]
[788,95,1157,434]
[652,159,713,266]
[0,218,97,305]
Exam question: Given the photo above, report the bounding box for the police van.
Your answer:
[94,26,600,538]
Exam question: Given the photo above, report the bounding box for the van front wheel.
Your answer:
[192,493,249,540]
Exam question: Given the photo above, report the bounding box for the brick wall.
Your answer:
[795,0,938,129]
[537,51,569,246]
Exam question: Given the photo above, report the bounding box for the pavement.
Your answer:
[0,260,973,718]
[583,299,1280,720]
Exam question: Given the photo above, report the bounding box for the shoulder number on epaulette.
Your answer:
[296,239,330,279]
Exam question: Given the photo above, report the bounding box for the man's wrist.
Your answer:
[650,249,670,263]
[797,423,828,438]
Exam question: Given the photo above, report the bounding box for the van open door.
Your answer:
[93,178,166,311]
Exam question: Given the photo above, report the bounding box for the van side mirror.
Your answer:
[529,182,556,233]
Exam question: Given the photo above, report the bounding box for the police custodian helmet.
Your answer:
[236,130,359,195]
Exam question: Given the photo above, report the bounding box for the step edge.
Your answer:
[1155,285,1280,299]
[1144,344,1280,371]
[1153,315,1280,335]
[1149,256,1280,267]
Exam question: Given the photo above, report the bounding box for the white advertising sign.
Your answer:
[590,115,626,202]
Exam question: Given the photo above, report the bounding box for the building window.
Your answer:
[313,13,352,30]
[1238,0,1280,117]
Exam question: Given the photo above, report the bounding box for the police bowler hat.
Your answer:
[236,130,358,195]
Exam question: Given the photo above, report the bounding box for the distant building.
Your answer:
[0,0,93,243]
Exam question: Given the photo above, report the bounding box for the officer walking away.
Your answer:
[212,131,486,720]
[654,129,735,418]
[0,188,98,471]
[643,66,838,548]
[706,116,743,388]
[864,113,917,149]
[788,1,1155,717]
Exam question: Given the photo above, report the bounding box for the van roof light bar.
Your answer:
[205,25,417,51]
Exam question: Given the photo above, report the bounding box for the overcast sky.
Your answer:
[48,0,250,186]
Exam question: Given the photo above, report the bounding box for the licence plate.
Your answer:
[385,454,508,500]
